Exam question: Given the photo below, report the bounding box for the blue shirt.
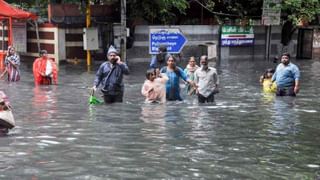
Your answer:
[272,63,300,88]
[160,66,188,101]
[94,62,129,95]
[150,54,169,69]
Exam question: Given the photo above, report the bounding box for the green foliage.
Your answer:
[6,0,118,19]
[282,0,320,25]
[128,0,189,24]
[204,0,263,17]
[6,0,49,18]
[7,0,319,26]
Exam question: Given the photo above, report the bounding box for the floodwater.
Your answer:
[0,57,320,179]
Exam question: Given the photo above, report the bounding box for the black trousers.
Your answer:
[276,86,296,96]
[103,93,123,104]
[198,93,215,103]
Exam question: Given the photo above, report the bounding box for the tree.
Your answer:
[200,0,263,17]
[7,0,320,25]
[200,0,319,25]
[281,0,320,25]
[6,0,118,19]
[128,0,189,24]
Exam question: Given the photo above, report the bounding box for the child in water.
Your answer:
[141,69,168,103]
[0,91,11,134]
[260,68,277,93]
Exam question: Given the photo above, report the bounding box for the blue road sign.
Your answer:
[149,28,187,54]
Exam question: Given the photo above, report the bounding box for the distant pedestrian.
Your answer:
[150,44,170,75]
[184,56,199,95]
[160,55,194,101]
[33,50,58,85]
[194,55,219,103]
[93,45,129,104]
[272,53,300,96]
[141,68,168,103]
[0,46,20,82]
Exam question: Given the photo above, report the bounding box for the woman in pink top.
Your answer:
[141,69,168,103]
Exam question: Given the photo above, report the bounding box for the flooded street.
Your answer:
[0,58,320,179]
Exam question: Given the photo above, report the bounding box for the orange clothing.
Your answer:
[33,57,58,85]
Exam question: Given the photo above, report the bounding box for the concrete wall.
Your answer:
[127,25,220,62]
[127,25,299,62]
[25,24,61,65]
[221,25,297,60]
[25,24,86,64]
[24,24,112,65]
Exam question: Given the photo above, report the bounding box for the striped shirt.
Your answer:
[5,54,20,82]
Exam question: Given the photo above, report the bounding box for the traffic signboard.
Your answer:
[221,26,255,46]
[262,0,281,26]
[149,28,187,54]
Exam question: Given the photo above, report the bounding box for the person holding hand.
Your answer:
[141,68,168,103]
[271,53,300,96]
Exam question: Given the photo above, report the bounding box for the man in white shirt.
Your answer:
[194,55,219,103]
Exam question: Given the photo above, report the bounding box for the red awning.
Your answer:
[0,0,37,20]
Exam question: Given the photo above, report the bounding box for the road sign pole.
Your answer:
[266,25,271,61]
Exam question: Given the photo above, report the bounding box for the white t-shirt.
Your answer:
[45,60,53,76]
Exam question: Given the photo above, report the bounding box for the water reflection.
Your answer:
[0,59,319,179]
[270,97,300,135]
[32,86,57,120]
[140,104,166,125]
[261,92,276,104]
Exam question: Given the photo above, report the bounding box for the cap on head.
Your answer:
[107,45,118,55]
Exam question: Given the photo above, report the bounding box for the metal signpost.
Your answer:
[262,0,281,60]
[149,28,187,54]
[261,0,281,26]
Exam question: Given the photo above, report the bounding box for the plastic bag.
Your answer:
[89,90,103,105]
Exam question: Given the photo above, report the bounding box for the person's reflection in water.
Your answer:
[32,86,57,120]
[140,104,166,125]
[261,93,275,104]
[271,97,300,135]
[187,105,210,130]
